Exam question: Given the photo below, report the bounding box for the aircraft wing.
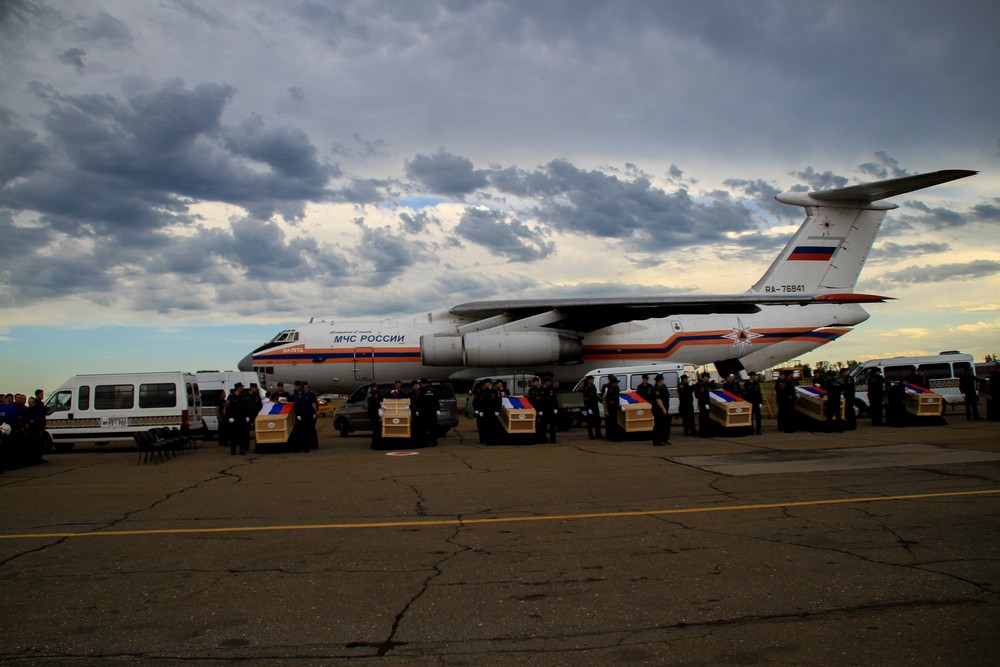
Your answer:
[449,293,888,332]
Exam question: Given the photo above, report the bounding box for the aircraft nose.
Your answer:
[237,352,254,372]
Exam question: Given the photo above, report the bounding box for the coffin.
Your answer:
[255,402,295,444]
[708,390,753,427]
[793,385,844,421]
[501,396,536,433]
[381,399,411,438]
[903,384,943,416]
[616,392,653,432]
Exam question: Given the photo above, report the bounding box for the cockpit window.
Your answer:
[269,329,300,344]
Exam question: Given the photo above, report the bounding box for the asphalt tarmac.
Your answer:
[2,414,999,665]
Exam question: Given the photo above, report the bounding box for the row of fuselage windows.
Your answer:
[49,383,189,412]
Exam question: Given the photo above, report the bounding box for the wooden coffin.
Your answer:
[255,403,295,443]
[793,386,845,421]
[501,397,536,433]
[616,393,653,432]
[903,385,943,416]
[381,399,411,438]
[708,390,752,427]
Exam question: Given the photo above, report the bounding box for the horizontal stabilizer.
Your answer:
[810,169,977,203]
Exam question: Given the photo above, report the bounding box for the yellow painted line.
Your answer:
[3,488,999,541]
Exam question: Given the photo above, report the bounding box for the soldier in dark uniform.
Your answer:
[226,383,250,455]
[473,378,499,444]
[388,379,404,399]
[408,380,424,446]
[651,373,671,446]
[867,368,885,426]
[722,374,740,395]
[418,379,439,446]
[527,376,543,438]
[907,368,930,389]
[958,367,980,420]
[495,380,509,399]
[295,381,319,452]
[366,382,383,449]
[775,370,798,433]
[603,375,622,441]
[839,368,857,430]
[537,375,558,443]
[635,374,654,404]
[741,371,763,435]
[272,382,291,401]
[824,370,843,433]
[887,380,907,427]
[678,374,697,437]
[581,376,602,439]
[694,373,714,438]
[988,367,1000,421]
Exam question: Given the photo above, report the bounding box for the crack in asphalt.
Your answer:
[0,461,252,567]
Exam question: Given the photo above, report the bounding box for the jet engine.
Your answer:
[420,331,583,367]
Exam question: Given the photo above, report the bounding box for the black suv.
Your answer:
[332,381,458,437]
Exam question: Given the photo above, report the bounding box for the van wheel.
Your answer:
[53,442,75,453]
[853,400,867,418]
[335,418,350,437]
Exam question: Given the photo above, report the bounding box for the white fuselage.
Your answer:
[246,304,868,394]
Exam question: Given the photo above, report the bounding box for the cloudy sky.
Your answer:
[1,0,998,392]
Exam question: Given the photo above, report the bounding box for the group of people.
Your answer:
[0,390,49,472]
[367,379,440,449]
[582,373,675,445]
[218,380,319,455]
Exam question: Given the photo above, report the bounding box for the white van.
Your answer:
[569,363,696,416]
[464,371,550,419]
[848,352,974,414]
[196,370,262,434]
[44,372,204,451]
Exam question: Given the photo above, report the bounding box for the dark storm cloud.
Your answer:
[405,151,489,196]
[398,211,437,234]
[858,151,910,181]
[0,78,349,238]
[872,260,1000,288]
[455,208,553,262]
[0,108,48,185]
[481,158,760,251]
[872,241,951,261]
[902,201,969,229]
[58,47,86,70]
[352,220,429,285]
[72,9,131,48]
[791,167,849,193]
[722,177,788,220]
[972,200,1000,222]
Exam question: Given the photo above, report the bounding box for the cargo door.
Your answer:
[353,347,375,381]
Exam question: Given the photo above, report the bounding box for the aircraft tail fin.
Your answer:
[749,169,976,294]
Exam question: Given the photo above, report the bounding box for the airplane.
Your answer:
[240,169,977,394]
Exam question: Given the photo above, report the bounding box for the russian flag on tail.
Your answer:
[503,396,533,410]
[788,246,836,261]
[619,391,648,404]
